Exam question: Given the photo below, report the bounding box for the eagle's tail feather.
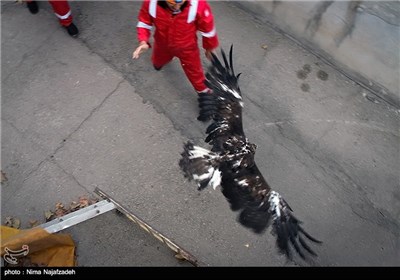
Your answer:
[179,141,222,190]
[233,190,321,260]
[268,191,322,260]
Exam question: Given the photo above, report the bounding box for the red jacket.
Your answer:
[137,0,219,52]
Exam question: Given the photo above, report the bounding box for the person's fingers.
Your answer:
[133,45,149,59]
[132,46,143,59]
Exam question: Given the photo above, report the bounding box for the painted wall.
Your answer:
[234,1,400,107]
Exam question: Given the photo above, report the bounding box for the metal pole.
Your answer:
[94,187,199,267]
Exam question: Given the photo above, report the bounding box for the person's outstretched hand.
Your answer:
[132,41,149,59]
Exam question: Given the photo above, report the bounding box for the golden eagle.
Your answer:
[179,46,322,260]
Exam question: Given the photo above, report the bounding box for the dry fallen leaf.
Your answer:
[13,218,21,229]
[70,201,80,210]
[55,202,64,210]
[1,170,8,183]
[55,207,70,218]
[44,210,54,221]
[79,197,89,208]
[29,219,39,228]
[4,217,21,229]
[261,44,268,50]
[4,217,13,227]
[44,196,100,222]
[90,197,99,205]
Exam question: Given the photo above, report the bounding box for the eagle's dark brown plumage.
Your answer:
[179,46,322,260]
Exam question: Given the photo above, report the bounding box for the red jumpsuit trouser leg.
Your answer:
[152,42,174,70]
[152,42,208,93]
[48,1,72,27]
[177,48,207,92]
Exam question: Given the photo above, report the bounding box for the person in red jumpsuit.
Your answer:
[132,0,219,94]
[26,1,79,37]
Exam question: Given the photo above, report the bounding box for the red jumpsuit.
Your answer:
[27,1,73,27]
[137,0,219,92]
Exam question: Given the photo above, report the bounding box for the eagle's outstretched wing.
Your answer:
[197,45,244,151]
[179,46,321,260]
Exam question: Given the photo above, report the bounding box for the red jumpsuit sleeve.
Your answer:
[137,0,153,44]
[197,1,219,51]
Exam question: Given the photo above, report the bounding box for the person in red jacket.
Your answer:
[132,0,219,94]
[26,1,78,37]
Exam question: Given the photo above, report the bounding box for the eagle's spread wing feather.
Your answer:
[179,46,321,261]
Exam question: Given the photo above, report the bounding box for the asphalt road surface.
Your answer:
[1,1,399,267]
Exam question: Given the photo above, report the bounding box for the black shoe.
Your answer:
[153,65,162,71]
[65,23,79,37]
[27,1,39,14]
